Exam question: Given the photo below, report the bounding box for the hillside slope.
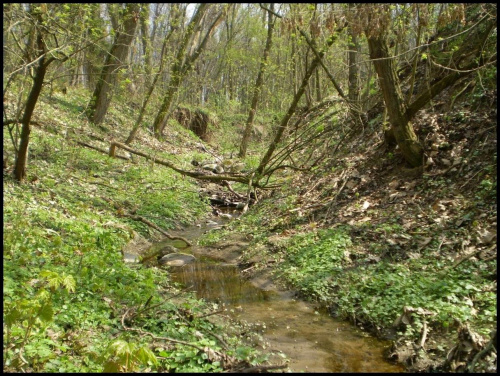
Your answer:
[201,85,497,372]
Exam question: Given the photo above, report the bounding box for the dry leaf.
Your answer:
[418,237,432,247]
[388,180,400,190]
[476,229,496,245]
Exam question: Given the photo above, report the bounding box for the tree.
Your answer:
[152,4,225,139]
[238,4,275,158]
[125,4,183,145]
[256,30,340,175]
[86,3,141,125]
[12,6,51,182]
[347,4,360,113]
[367,35,424,167]
[361,4,496,167]
[5,4,97,182]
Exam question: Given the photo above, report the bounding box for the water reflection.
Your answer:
[171,260,276,304]
[169,258,405,373]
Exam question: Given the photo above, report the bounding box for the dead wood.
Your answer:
[121,308,205,352]
[107,141,274,189]
[121,213,191,246]
[469,330,496,372]
[227,363,288,373]
[76,141,130,161]
[222,180,247,201]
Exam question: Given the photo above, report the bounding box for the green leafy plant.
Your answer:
[103,339,158,372]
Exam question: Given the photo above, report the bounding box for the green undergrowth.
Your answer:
[3,89,266,372]
[202,180,496,357]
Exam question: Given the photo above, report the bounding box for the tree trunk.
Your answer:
[239,4,275,158]
[152,4,210,138]
[347,18,360,106]
[86,4,140,125]
[14,12,50,182]
[256,32,336,175]
[367,37,424,167]
[140,4,152,89]
[125,5,182,145]
[315,68,321,102]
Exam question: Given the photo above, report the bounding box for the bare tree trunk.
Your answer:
[256,33,336,175]
[367,37,424,167]
[151,4,210,138]
[347,24,360,106]
[153,4,224,139]
[315,68,321,102]
[125,5,182,145]
[86,4,140,125]
[140,5,152,86]
[239,4,275,158]
[14,11,50,182]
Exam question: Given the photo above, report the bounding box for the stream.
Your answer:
[164,219,405,373]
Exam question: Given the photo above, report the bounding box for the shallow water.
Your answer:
[167,222,405,372]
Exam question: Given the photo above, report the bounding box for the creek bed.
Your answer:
[165,222,405,373]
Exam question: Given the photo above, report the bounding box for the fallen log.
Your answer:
[108,141,262,186]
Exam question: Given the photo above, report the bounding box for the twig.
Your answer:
[206,331,230,350]
[121,309,205,352]
[242,264,256,273]
[459,167,488,189]
[469,330,497,372]
[227,363,288,373]
[222,180,247,201]
[447,248,483,270]
[196,309,226,320]
[419,319,428,349]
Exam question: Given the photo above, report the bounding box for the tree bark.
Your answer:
[239,4,275,158]
[347,14,360,108]
[14,34,50,183]
[14,10,50,182]
[139,4,152,89]
[86,4,140,125]
[367,37,424,167]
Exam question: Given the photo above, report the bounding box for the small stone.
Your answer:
[158,253,196,266]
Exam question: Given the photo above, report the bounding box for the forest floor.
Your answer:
[199,91,497,372]
[3,85,497,373]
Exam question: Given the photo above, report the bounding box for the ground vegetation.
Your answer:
[4,3,496,373]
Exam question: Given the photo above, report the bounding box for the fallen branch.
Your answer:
[121,308,205,351]
[227,363,288,373]
[121,213,191,246]
[222,180,247,201]
[469,330,496,372]
[444,243,495,271]
[77,140,130,161]
[206,331,230,351]
[108,141,265,187]
[419,319,428,349]
[196,309,226,320]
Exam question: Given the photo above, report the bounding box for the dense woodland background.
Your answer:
[3,3,497,373]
